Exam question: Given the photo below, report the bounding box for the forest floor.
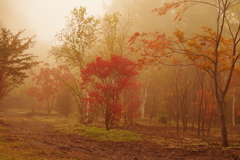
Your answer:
[0,109,240,160]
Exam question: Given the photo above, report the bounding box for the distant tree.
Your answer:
[96,12,133,59]
[28,64,60,113]
[28,63,73,113]
[0,28,39,102]
[81,54,139,130]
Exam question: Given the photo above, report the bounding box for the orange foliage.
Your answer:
[129,32,172,68]
[179,27,234,73]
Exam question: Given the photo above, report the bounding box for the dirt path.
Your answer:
[0,111,239,160]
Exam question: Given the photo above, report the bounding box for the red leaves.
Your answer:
[26,86,41,101]
[81,54,140,130]
[27,64,74,113]
[82,54,138,85]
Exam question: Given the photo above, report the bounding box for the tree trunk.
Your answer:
[207,100,214,135]
[197,103,201,135]
[140,81,148,118]
[218,99,228,147]
[105,116,110,131]
[176,112,179,133]
[232,87,236,126]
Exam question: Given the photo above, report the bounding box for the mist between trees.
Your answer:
[0,0,239,147]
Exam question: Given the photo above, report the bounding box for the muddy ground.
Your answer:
[0,110,240,160]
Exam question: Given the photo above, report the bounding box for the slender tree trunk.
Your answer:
[191,85,197,131]
[168,103,172,126]
[198,103,201,135]
[182,106,186,131]
[207,96,214,135]
[47,98,51,114]
[140,87,147,118]
[176,112,179,132]
[201,105,205,135]
[141,72,150,119]
[232,87,236,126]
[185,103,188,131]
[105,112,110,131]
[86,93,89,123]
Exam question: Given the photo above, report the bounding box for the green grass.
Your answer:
[33,113,143,142]
[74,126,142,141]
[55,123,142,142]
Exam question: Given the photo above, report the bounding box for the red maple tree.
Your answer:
[27,63,72,113]
[81,54,139,130]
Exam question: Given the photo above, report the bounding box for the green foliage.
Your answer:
[0,28,39,86]
[50,6,99,68]
[0,28,39,101]
[73,126,142,141]
[97,12,133,59]
[53,117,142,141]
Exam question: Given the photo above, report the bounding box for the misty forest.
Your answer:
[1,0,240,159]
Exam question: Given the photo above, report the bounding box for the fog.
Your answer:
[0,0,111,61]
[0,0,239,157]
[0,0,215,61]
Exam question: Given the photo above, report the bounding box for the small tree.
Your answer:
[49,7,99,123]
[0,28,39,102]
[29,63,60,113]
[82,54,139,130]
[28,64,73,114]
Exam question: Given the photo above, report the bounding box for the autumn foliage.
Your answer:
[81,54,140,130]
[129,0,240,147]
[129,32,171,67]
[27,63,73,113]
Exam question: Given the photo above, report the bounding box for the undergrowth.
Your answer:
[55,123,142,142]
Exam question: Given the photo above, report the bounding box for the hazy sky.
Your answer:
[1,0,111,41]
[0,0,111,61]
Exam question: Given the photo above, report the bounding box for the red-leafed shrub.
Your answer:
[81,54,140,130]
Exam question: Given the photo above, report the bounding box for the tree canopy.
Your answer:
[0,28,39,101]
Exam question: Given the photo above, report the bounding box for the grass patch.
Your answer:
[32,113,72,124]
[74,126,142,141]
[55,123,142,142]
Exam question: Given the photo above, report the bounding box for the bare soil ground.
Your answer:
[0,110,240,160]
